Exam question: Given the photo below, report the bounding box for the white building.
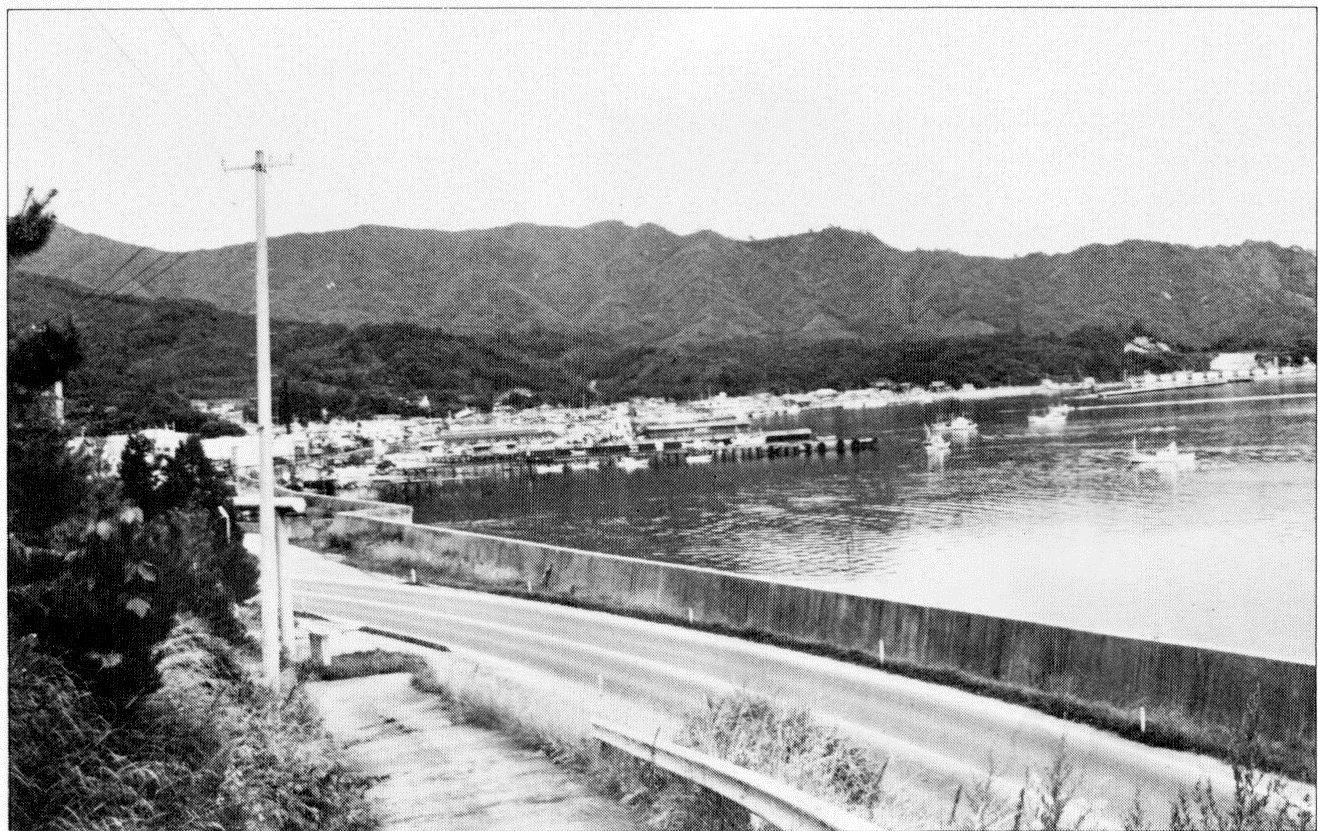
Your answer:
[1209,352,1259,374]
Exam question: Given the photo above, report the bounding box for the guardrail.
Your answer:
[591,720,878,831]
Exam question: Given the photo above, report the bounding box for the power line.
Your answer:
[104,254,192,327]
[75,246,148,299]
[159,11,261,145]
[80,252,190,326]
[207,12,290,149]
[79,251,173,319]
[100,251,172,301]
[88,11,224,160]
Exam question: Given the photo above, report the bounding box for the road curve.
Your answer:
[290,552,1312,828]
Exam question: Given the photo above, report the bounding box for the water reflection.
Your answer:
[411,379,1316,660]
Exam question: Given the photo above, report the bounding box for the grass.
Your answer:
[9,616,379,831]
[318,526,1316,784]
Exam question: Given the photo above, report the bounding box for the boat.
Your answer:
[1129,439,1196,469]
[930,416,977,434]
[1027,404,1072,427]
[615,456,650,471]
[532,461,565,475]
[685,453,714,465]
[565,457,600,472]
[923,426,951,454]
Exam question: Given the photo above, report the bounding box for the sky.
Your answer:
[7,7,1316,257]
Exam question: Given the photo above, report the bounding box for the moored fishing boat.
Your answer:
[930,415,977,434]
[923,426,951,454]
[1028,404,1072,427]
[1129,439,1196,469]
[616,455,650,471]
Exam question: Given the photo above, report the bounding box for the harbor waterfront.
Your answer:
[403,376,1317,664]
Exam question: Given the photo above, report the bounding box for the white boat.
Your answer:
[685,453,714,465]
[532,461,565,475]
[616,456,650,471]
[930,416,977,433]
[1028,404,1072,427]
[1130,440,1196,469]
[923,426,951,454]
[565,457,600,472]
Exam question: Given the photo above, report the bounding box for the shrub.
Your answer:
[8,503,257,710]
[8,617,380,831]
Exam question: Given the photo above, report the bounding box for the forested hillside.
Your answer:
[20,221,1316,349]
[16,268,1307,435]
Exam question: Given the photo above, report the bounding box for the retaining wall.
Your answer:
[301,491,1315,747]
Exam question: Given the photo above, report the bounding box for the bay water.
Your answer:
[411,377,1316,663]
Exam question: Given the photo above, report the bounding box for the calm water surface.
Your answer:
[411,378,1316,662]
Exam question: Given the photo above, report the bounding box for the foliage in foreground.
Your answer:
[9,617,378,831]
[1125,690,1314,831]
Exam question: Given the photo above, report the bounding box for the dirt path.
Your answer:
[306,671,645,831]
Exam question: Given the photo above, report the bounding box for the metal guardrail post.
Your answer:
[592,719,879,831]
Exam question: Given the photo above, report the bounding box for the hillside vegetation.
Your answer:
[20,221,1316,349]
[13,268,1267,433]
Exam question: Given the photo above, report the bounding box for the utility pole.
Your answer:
[226,149,291,689]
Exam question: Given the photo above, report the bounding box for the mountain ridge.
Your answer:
[18,221,1315,350]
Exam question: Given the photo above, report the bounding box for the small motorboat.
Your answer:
[616,456,650,471]
[923,426,951,454]
[565,457,601,472]
[1028,404,1071,427]
[930,415,977,434]
[685,453,714,465]
[532,461,565,475]
[1129,439,1196,469]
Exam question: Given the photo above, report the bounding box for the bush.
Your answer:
[9,503,257,709]
[8,617,379,831]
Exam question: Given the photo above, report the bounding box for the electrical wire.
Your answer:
[207,12,290,149]
[96,251,172,303]
[88,11,224,160]
[74,247,148,299]
[159,11,262,146]
[78,251,173,319]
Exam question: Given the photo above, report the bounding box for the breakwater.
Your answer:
[291,488,1315,756]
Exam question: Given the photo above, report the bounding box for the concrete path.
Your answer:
[306,671,645,831]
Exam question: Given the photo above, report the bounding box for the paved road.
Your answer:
[289,547,1312,828]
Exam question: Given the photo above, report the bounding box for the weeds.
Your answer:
[1125,689,1315,831]
[9,616,379,831]
[678,691,893,819]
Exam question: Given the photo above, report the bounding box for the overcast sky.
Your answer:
[8,7,1315,257]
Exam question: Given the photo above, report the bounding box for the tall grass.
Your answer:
[9,617,379,831]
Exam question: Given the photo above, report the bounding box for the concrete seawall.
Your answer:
[292,489,1315,749]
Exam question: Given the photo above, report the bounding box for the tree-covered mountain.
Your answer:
[20,221,1316,350]
[11,266,1309,436]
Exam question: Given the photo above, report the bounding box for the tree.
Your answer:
[156,435,230,516]
[118,433,160,519]
[7,320,81,412]
[8,189,89,543]
[7,186,57,261]
[7,417,91,543]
